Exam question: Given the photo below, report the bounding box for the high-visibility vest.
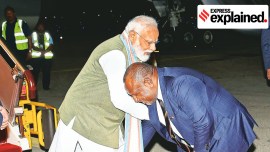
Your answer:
[2,19,28,50]
[31,31,53,59]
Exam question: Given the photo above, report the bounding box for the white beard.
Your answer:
[133,40,152,62]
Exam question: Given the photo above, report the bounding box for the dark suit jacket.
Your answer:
[0,102,2,125]
[142,67,257,152]
[0,113,2,126]
[261,24,270,70]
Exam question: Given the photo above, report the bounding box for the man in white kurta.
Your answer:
[49,15,159,152]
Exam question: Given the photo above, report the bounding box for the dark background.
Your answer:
[41,0,161,41]
[39,0,266,53]
[0,0,268,52]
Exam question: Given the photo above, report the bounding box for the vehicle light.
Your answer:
[20,81,27,100]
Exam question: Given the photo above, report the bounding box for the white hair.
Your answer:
[125,15,158,34]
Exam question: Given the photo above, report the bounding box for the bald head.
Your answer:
[124,62,154,84]
[124,63,158,105]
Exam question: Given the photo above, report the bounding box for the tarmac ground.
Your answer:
[30,38,270,152]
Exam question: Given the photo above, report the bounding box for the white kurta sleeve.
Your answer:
[99,50,149,120]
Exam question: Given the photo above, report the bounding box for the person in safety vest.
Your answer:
[30,21,54,90]
[0,6,33,65]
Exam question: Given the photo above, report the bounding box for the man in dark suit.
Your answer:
[123,62,257,152]
[261,22,270,86]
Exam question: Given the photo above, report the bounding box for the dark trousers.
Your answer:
[31,58,52,89]
[2,49,30,67]
[12,50,29,66]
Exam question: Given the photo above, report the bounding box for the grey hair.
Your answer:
[125,15,158,34]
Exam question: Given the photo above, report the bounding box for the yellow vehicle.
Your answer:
[0,38,58,151]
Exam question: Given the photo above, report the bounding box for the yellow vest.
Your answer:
[31,31,53,59]
[2,19,28,50]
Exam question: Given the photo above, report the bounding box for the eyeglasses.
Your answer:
[134,31,159,46]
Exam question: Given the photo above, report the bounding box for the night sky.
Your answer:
[40,0,161,41]
[39,0,265,50]
[0,0,268,50]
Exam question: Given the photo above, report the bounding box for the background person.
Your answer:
[49,15,159,152]
[0,6,32,65]
[31,21,54,90]
[124,62,257,152]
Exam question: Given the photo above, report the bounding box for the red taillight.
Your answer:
[24,70,37,100]
[20,80,27,100]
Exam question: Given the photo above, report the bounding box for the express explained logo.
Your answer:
[198,5,268,29]
[199,8,267,25]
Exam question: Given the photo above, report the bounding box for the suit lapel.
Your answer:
[148,102,168,138]
[148,68,174,138]
[157,68,176,125]
[157,68,194,144]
